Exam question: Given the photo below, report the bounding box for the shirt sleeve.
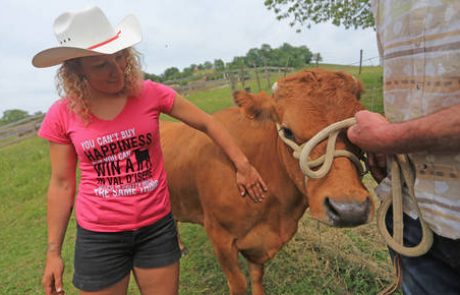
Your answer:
[144,80,177,114]
[38,99,72,144]
[371,0,384,58]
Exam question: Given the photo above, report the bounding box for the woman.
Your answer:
[33,6,267,295]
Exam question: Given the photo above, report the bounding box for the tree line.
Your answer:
[145,42,320,83]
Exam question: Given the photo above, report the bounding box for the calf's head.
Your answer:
[233,69,374,227]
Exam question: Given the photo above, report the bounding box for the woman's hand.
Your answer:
[43,252,65,295]
[236,162,268,203]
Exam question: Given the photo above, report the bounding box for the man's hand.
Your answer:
[366,152,388,183]
[347,110,392,153]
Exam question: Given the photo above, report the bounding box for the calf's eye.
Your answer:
[282,127,295,141]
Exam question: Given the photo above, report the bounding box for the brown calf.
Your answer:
[160,68,374,295]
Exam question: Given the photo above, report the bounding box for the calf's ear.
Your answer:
[337,72,364,100]
[233,90,278,121]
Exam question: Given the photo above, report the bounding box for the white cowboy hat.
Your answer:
[32,6,142,68]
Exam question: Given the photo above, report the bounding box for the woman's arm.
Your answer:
[42,142,77,295]
[347,104,460,154]
[168,94,268,202]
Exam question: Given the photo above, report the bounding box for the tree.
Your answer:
[0,109,30,125]
[259,44,274,66]
[203,61,214,70]
[245,43,312,68]
[182,66,195,77]
[313,52,323,66]
[264,0,374,31]
[144,72,163,82]
[214,59,226,72]
[162,67,181,81]
[246,48,263,67]
[228,56,246,70]
[277,42,313,67]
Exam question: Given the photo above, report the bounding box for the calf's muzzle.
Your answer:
[324,197,371,227]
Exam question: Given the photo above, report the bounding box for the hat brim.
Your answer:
[32,14,142,68]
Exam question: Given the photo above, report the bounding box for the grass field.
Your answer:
[182,64,384,115]
[0,65,398,294]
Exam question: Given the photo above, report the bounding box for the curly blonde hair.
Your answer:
[55,48,144,123]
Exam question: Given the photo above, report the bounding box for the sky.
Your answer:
[0,0,379,115]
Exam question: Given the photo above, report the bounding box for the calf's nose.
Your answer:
[324,197,371,227]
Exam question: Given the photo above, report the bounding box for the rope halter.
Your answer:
[276,117,365,180]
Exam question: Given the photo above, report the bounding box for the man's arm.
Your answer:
[347,104,460,154]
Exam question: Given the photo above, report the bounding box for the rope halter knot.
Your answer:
[276,117,365,180]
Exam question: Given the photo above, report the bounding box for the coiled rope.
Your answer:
[276,118,364,180]
[376,154,433,295]
[377,154,433,255]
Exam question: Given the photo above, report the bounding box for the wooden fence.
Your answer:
[0,115,44,149]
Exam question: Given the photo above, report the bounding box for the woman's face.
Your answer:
[79,50,128,95]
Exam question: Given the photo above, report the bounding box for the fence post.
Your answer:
[264,64,271,89]
[284,57,290,77]
[239,65,246,89]
[254,63,261,92]
[226,71,236,93]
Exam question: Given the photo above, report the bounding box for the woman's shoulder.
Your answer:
[43,97,84,125]
[136,80,176,112]
[46,97,71,115]
[140,80,175,96]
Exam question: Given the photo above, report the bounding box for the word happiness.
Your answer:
[81,128,153,163]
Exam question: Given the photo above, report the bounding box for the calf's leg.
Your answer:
[205,222,247,295]
[248,261,265,295]
[175,221,188,255]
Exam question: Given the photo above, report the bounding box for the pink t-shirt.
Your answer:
[39,80,176,232]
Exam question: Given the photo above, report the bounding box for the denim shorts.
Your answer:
[73,212,181,292]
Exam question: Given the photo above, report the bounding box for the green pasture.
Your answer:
[0,65,398,294]
[180,64,384,115]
